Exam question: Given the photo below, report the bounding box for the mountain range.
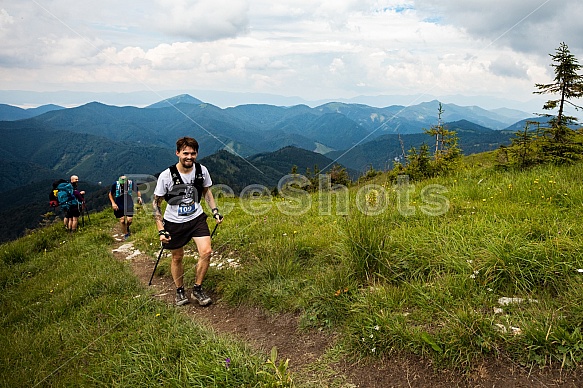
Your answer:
[0,93,548,242]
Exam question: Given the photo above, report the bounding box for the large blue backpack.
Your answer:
[56,182,79,211]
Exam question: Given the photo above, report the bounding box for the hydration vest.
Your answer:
[164,163,204,205]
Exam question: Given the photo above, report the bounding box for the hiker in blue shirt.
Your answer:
[108,175,142,239]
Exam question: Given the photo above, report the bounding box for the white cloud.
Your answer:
[414,0,583,56]
[0,0,579,110]
[152,0,250,41]
[0,8,14,30]
[489,56,529,80]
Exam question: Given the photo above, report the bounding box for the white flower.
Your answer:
[577,269,583,273]
[374,325,380,331]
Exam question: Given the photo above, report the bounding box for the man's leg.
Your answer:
[192,236,212,285]
[170,247,185,288]
[70,217,78,232]
[119,217,127,234]
[170,247,189,306]
[191,236,212,306]
[126,216,133,235]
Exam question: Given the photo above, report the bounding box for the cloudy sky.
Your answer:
[0,0,581,109]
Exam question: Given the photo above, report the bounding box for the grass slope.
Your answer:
[2,154,583,386]
[0,211,286,387]
[207,154,583,370]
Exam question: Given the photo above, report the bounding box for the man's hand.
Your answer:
[212,207,223,224]
[158,229,171,243]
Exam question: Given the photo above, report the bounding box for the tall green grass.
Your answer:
[209,161,583,370]
[0,211,289,387]
[3,158,583,385]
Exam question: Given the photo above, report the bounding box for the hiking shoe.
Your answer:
[191,285,212,306]
[123,233,130,240]
[175,288,190,306]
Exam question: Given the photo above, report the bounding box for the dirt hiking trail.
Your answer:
[111,236,582,387]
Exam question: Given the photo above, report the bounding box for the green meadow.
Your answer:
[2,152,583,386]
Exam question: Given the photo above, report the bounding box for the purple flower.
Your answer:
[225,357,231,369]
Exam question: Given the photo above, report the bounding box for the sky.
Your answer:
[0,0,582,110]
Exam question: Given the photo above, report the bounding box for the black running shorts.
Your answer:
[65,205,81,218]
[162,213,210,250]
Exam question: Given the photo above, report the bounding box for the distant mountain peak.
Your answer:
[146,94,203,109]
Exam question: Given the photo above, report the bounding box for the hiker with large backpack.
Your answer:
[108,175,142,239]
[152,137,223,307]
[51,175,85,232]
[65,175,86,231]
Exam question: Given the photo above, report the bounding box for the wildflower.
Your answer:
[369,334,374,338]
[577,269,583,273]
[366,190,379,207]
[374,325,380,331]
[225,358,231,369]
[371,347,376,353]
[156,313,161,317]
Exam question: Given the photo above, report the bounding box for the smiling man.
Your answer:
[152,137,223,306]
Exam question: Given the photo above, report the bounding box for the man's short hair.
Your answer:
[176,137,199,152]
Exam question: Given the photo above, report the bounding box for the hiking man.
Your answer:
[153,136,223,306]
[108,175,142,239]
[62,175,85,232]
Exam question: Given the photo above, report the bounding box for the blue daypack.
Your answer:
[56,182,79,211]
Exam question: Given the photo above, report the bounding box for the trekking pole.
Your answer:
[149,243,165,286]
[80,204,85,228]
[210,214,223,238]
[85,202,91,223]
[210,223,219,238]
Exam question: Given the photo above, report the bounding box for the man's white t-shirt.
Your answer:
[154,164,212,223]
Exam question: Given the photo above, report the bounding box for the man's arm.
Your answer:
[203,187,223,223]
[136,185,143,205]
[108,190,118,210]
[153,195,170,242]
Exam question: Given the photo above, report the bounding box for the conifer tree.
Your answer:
[533,42,583,163]
[423,102,462,174]
[534,42,583,128]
